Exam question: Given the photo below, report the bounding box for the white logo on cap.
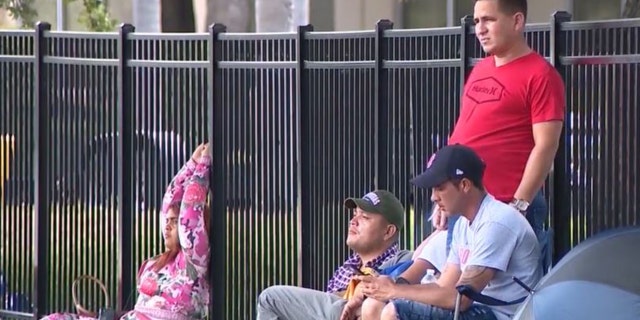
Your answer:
[456,169,464,175]
[363,192,381,205]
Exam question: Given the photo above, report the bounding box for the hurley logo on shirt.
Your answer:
[466,77,504,104]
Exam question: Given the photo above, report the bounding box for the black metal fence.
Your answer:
[1,11,638,320]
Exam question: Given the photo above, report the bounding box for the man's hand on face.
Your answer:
[431,205,448,230]
[357,275,397,302]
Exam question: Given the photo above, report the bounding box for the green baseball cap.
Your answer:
[344,190,405,229]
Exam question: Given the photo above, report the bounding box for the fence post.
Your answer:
[297,23,314,289]
[549,11,572,264]
[116,22,135,311]
[208,22,227,320]
[33,21,51,318]
[374,19,393,190]
[459,15,474,93]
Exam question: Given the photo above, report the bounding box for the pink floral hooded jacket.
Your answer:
[41,155,211,320]
[123,155,211,319]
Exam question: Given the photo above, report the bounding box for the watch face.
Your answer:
[517,200,529,211]
[511,199,528,211]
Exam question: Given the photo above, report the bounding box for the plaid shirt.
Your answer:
[325,243,399,293]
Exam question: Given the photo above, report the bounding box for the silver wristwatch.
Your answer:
[510,198,530,212]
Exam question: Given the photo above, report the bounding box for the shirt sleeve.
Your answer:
[159,158,197,232]
[417,231,448,272]
[466,222,518,272]
[178,155,211,275]
[529,67,566,123]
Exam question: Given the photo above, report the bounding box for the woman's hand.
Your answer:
[201,142,211,158]
[191,143,207,161]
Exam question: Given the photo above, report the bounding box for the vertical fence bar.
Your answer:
[297,24,314,288]
[550,11,572,264]
[117,22,135,311]
[208,22,227,320]
[459,15,474,93]
[375,19,393,190]
[33,21,51,318]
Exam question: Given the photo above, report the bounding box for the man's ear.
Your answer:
[462,178,474,193]
[385,224,398,241]
[514,12,526,31]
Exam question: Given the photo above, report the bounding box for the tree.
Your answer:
[160,0,195,32]
[622,0,640,17]
[0,0,37,29]
[73,0,117,32]
[0,0,116,31]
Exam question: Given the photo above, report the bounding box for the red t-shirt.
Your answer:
[448,52,565,202]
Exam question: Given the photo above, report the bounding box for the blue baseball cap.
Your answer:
[411,144,486,189]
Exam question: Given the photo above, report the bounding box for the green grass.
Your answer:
[1,204,165,314]
[1,203,425,318]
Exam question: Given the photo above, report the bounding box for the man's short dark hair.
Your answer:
[478,0,528,19]
[452,177,485,192]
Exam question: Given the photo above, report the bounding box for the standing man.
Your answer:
[432,0,566,242]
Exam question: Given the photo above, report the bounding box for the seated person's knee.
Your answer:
[380,302,398,320]
[360,298,387,319]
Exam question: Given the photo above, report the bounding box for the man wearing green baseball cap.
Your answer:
[256,189,412,320]
[344,189,405,230]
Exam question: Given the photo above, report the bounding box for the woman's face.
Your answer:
[163,207,180,250]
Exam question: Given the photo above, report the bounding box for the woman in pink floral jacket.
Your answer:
[42,143,212,320]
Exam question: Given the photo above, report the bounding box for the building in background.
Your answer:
[4,0,634,32]
[327,0,631,31]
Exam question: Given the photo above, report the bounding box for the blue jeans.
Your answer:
[392,299,498,320]
[443,191,548,255]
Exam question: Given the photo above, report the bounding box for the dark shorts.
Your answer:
[392,299,498,320]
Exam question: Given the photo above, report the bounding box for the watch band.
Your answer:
[510,198,529,213]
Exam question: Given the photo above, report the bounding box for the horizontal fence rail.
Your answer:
[1,12,639,320]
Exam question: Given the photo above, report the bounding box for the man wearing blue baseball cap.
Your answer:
[358,144,541,320]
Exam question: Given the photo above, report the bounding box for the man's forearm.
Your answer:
[399,259,433,284]
[513,144,558,202]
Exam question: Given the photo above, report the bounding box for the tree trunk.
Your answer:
[623,0,640,17]
[204,0,250,32]
[161,0,195,32]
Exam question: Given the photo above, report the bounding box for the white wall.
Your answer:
[334,0,401,31]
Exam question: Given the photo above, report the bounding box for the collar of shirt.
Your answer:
[325,243,399,293]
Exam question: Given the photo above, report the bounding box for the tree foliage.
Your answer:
[0,0,117,31]
[0,0,37,28]
[71,0,117,31]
